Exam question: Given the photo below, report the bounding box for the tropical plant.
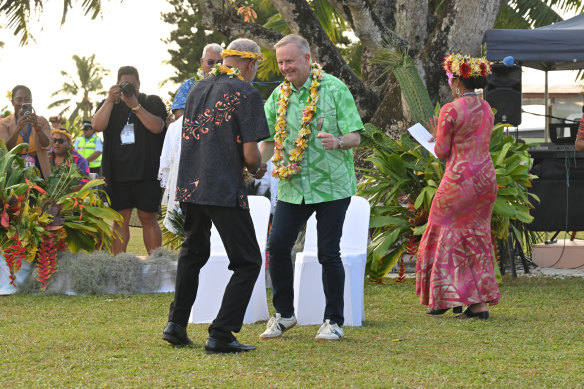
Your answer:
[0,0,104,45]
[48,54,110,124]
[0,141,122,290]
[357,121,539,282]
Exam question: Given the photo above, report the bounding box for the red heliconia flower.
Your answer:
[37,233,58,291]
[460,62,471,78]
[480,62,488,77]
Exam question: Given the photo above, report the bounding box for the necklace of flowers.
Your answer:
[272,62,323,179]
[208,64,244,80]
[193,68,205,81]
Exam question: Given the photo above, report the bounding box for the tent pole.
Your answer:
[544,70,549,142]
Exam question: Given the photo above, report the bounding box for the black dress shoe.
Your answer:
[455,308,489,320]
[204,337,256,354]
[162,322,193,346]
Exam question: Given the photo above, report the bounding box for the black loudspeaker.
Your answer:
[528,157,584,231]
[485,63,522,126]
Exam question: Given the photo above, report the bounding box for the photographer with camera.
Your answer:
[92,66,167,256]
[0,85,52,178]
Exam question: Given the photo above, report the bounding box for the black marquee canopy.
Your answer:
[485,12,584,71]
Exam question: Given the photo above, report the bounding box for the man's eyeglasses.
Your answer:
[206,59,223,66]
[52,138,66,144]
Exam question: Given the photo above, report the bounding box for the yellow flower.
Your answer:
[6,90,12,101]
[272,63,322,179]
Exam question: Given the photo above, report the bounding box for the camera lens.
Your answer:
[119,82,135,98]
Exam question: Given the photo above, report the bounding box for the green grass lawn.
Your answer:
[2,276,583,388]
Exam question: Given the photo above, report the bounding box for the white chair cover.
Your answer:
[293,196,370,326]
[189,195,271,324]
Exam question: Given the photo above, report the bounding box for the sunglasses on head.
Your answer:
[52,138,66,144]
[206,59,223,66]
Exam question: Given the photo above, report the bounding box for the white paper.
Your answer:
[407,123,437,158]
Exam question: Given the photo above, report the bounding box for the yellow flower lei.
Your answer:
[193,68,205,81]
[208,64,244,80]
[220,49,265,61]
[272,63,323,179]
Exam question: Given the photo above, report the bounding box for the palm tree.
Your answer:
[49,54,110,125]
[0,0,103,45]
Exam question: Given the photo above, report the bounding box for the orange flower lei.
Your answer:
[208,64,244,80]
[272,63,323,179]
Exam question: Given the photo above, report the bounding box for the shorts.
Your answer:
[106,180,163,213]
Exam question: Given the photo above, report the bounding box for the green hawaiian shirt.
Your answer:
[265,72,364,204]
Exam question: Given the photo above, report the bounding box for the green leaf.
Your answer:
[64,221,98,232]
[372,228,402,261]
[412,223,427,235]
[492,198,516,219]
[369,216,411,229]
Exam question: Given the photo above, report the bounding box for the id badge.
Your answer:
[121,122,135,145]
[23,154,36,169]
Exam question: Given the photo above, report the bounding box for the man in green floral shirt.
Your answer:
[259,34,363,341]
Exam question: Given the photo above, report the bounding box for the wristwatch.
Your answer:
[250,166,261,177]
[131,104,142,113]
[336,137,344,149]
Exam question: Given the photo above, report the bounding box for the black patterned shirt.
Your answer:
[176,73,270,209]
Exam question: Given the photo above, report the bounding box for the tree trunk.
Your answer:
[193,0,502,131]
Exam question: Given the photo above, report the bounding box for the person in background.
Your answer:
[170,43,223,120]
[48,115,66,130]
[162,39,268,354]
[259,34,363,341]
[0,85,51,178]
[49,128,90,185]
[575,105,584,151]
[416,53,500,320]
[74,120,103,176]
[92,66,167,256]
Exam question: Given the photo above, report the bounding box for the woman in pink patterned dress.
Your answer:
[416,54,501,320]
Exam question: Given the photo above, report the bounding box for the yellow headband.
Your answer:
[51,128,72,143]
[220,49,265,61]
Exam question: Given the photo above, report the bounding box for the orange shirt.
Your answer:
[0,113,51,155]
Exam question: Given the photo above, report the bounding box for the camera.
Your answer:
[21,103,33,116]
[119,82,136,98]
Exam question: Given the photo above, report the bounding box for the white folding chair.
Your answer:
[293,196,370,326]
[189,195,271,324]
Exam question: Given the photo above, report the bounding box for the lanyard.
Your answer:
[127,110,133,124]
[15,116,32,144]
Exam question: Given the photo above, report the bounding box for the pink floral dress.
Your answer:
[416,96,501,309]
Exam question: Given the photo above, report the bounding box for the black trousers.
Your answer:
[269,197,351,326]
[167,202,262,342]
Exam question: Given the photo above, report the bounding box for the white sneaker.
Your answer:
[315,319,344,341]
[259,313,297,339]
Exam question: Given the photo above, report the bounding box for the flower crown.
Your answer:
[220,49,265,61]
[442,53,491,79]
[52,128,72,142]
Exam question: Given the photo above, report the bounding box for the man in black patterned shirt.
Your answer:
[162,38,269,354]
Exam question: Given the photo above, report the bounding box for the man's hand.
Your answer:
[317,132,339,150]
[120,93,140,111]
[252,162,268,179]
[106,84,122,104]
